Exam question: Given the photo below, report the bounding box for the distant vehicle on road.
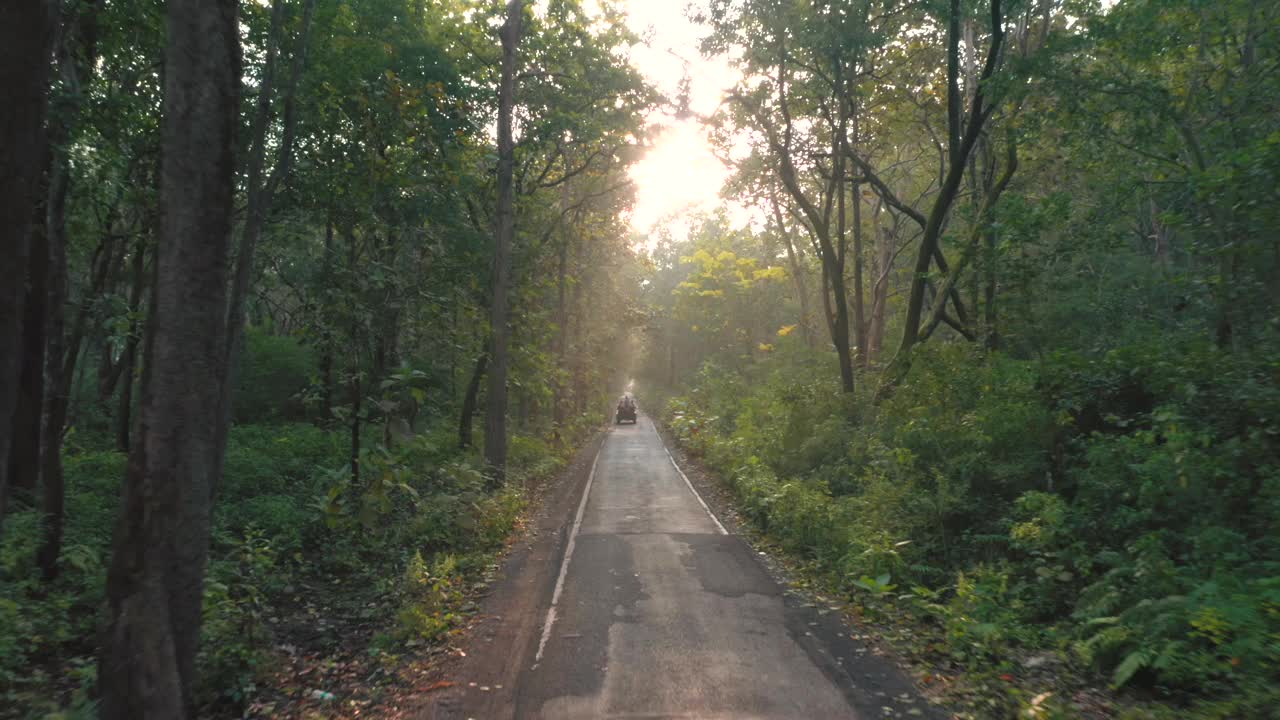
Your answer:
[616,395,637,424]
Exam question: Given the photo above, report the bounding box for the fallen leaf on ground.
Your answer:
[421,680,456,693]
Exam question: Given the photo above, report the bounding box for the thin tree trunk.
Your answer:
[770,198,814,349]
[553,220,571,437]
[98,0,239,715]
[116,238,147,452]
[458,353,487,449]
[318,217,335,418]
[920,138,1017,345]
[850,110,867,368]
[764,34,853,392]
[484,0,524,481]
[828,107,854,391]
[70,221,120,406]
[217,0,316,457]
[349,369,361,484]
[39,0,105,580]
[0,0,57,529]
[94,235,126,404]
[882,0,1005,393]
[867,205,894,363]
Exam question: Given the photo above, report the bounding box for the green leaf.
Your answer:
[1111,649,1150,688]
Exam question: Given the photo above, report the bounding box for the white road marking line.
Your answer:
[657,423,728,536]
[534,443,602,665]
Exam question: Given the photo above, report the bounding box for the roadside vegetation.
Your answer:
[642,0,1280,718]
[2,353,559,716]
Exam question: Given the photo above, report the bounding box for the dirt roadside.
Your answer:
[406,429,608,719]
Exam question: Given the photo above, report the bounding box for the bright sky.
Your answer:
[616,0,745,237]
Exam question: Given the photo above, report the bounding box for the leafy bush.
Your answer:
[199,530,278,712]
[232,329,316,424]
[396,552,464,641]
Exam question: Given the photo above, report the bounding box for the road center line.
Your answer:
[534,440,602,665]
[658,424,728,536]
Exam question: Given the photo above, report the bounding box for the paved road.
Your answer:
[421,414,939,719]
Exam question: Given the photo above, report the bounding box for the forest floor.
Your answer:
[234,434,608,720]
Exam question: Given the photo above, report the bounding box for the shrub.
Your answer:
[396,552,463,641]
[232,329,316,424]
[199,530,278,712]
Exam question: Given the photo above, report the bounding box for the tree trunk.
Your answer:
[0,0,57,529]
[850,113,867,368]
[852,187,867,368]
[116,238,148,452]
[484,0,523,481]
[764,35,853,393]
[553,222,570,437]
[825,254,855,393]
[38,186,67,579]
[94,236,126,405]
[217,0,315,457]
[70,224,120,412]
[770,200,815,349]
[39,0,105,580]
[459,353,487,449]
[883,0,1005,392]
[867,205,894,363]
[349,369,361,484]
[318,217,335,419]
[98,0,239,715]
[11,215,47,501]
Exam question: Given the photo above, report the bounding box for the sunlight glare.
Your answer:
[627,120,729,233]
[615,0,748,238]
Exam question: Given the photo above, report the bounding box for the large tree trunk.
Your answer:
[98,0,239,716]
[0,0,57,530]
[484,0,523,481]
[11,219,48,502]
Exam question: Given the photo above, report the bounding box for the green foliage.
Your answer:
[395,552,464,642]
[199,530,279,709]
[1,416,549,716]
[0,455,115,708]
[661,326,1280,712]
[233,329,317,424]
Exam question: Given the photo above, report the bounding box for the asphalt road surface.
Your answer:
[419,414,940,720]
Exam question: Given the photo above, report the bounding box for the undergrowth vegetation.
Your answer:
[0,336,581,719]
[662,332,1280,718]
